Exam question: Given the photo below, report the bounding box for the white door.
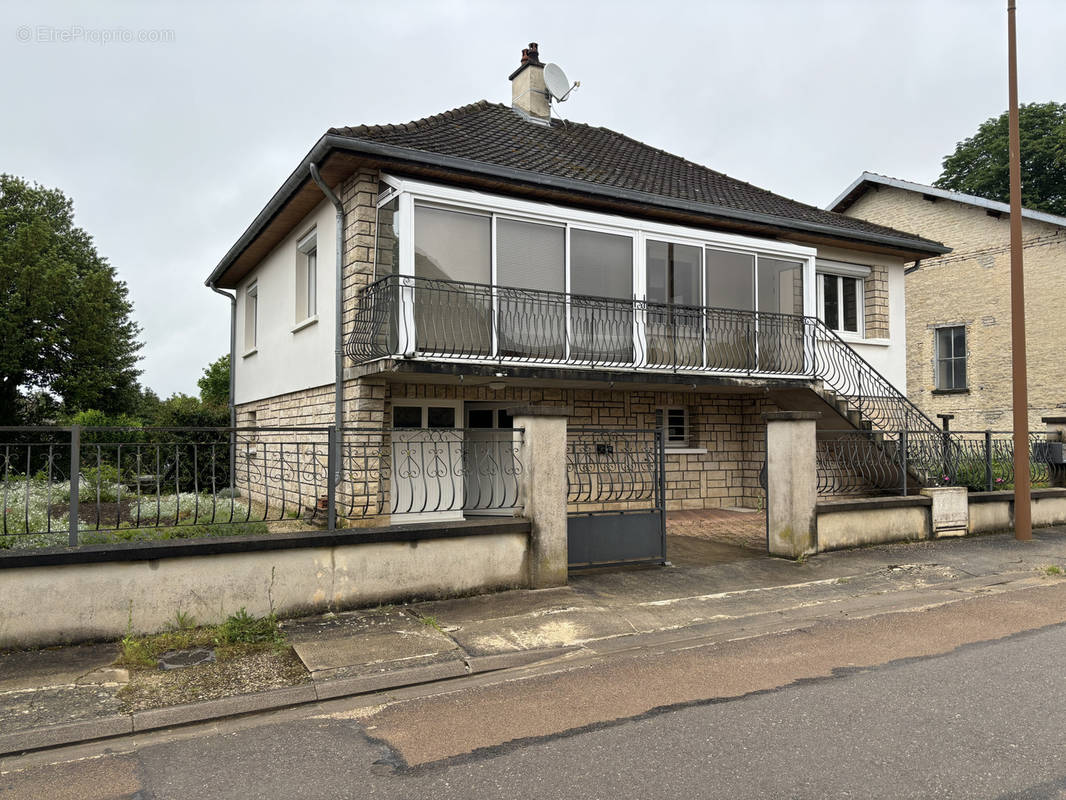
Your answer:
[464,406,520,515]
[390,401,464,523]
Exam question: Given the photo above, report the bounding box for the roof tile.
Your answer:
[330,101,935,246]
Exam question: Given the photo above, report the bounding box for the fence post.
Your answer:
[900,429,908,497]
[764,411,819,559]
[657,427,667,561]
[985,430,994,492]
[327,425,337,531]
[68,424,80,547]
[513,406,571,588]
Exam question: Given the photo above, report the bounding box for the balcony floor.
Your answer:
[348,357,817,392]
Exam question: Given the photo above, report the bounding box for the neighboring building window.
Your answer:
[655,407,689,448]
[935,325,967,390]
[818,273,863,335]
[244,281,258,352]
[296,230,317,323]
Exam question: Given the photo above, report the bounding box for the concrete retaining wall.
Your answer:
[814,489,1066,553]
[968,489,1066,534]
[816,496,932,551]
[0,520,531,648]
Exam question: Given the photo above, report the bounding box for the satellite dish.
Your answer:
[543,63,572,102]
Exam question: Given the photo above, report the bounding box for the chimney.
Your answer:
[509,42,550,121]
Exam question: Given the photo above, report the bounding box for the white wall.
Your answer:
[812,244,908,394]
[234,196,337,405]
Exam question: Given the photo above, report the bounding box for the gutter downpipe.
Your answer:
[209,284,237,489]
[309,163,345,511]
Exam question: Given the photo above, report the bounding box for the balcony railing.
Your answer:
[347,275,811,377]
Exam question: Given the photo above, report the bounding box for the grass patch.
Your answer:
[418,615,444,633]
[115,608,286,670]
[1044,565,1063,576]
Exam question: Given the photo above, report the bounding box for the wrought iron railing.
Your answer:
[817,429,1062,497]
[816,430,908,496]
[909,430,1057,491]
[347,275,811,376]
[811,320,941,439]
[0,425,523,550]
[566,428,665,511]
[349,276,946,444]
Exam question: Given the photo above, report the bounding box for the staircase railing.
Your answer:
[811,318,942,440]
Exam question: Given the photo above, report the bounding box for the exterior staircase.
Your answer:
[774,320,950,496]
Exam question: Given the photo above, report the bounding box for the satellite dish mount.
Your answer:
[543,62,580,107]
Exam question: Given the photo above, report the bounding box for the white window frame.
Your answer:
[816,260,870,339]
[655,406,690,448]
[375,175,818,376]
[294,228,318,329]
[243,280,258,356]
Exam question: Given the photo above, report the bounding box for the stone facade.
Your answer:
[842,185,1066,431]
[386,382,771,512]
[236,379,772,517]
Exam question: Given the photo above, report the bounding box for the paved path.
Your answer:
[6,583,1066,798]
[7,528,1066,754]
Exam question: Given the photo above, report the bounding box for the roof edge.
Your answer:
[207,142,950,287]
[828,172,1066,229]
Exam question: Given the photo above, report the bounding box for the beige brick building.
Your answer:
[206,46,946,555]
[831,173,1066,431]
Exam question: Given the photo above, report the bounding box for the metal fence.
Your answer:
[566,428,665,512]
[0,425,523,550]
[816,429,1062,497]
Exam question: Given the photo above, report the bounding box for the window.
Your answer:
[243,281,258,353]
[655,407,689,448]
[414,205,492,354]
[497,217,565,358]
[935,325,967,391]
[414,205,491,284]
[818,273,863,334]
[706,248,754,311]
[374,197,399,281]
[757,256,804,316]
[295,230,317,324]
[646,240,702,367]
[570,228,633,361]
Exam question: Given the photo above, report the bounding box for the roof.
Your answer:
[829,172,1066,229]
[330,101,943,249]
[208,103,948,287]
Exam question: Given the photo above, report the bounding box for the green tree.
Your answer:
[0,175,143,423]
[197,354,230,408]
[934,102,1066,215]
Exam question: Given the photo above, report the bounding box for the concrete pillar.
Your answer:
[1042,416,1066,488]
[764,411,820,559]
[513,407,570,588]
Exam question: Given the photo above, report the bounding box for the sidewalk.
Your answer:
[5,527,1066,757]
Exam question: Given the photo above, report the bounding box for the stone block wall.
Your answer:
[385,382,771,512]
[844,186,1066,430]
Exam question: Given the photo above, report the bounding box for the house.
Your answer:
[829,172,1066,431]
[205,44,948,556]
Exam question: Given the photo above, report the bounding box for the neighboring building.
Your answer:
[205,44,946,528]
[830,172,1066,431]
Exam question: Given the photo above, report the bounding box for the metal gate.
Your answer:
[566,428,667,569]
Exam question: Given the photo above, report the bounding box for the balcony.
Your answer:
[348,275,815,378]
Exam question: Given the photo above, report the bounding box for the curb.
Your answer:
[0,646,577,758]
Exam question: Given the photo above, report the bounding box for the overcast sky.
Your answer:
[3,0,1064,398]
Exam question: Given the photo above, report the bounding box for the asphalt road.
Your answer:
[7,586,1066,799]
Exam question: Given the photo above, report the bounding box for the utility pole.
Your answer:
[1007,0,1032,540]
